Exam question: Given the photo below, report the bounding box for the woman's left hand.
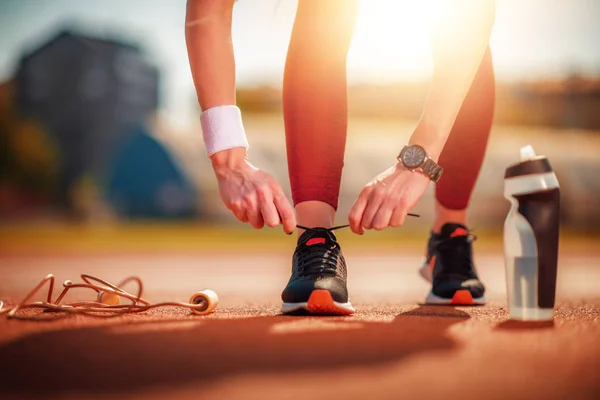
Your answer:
[348,163,431,234]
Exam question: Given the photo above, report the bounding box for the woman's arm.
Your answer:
[410,0,496,161]
[185,0,296,233]
[186,0,235,110]
[348,0,496,234]
[186,0,247,169]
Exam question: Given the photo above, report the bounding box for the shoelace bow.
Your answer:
[294,225,349,276]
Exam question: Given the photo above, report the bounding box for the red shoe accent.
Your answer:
[450,290,474,305]
[306,290,354,315]
[450,228,469,238]
[306,238,326,246]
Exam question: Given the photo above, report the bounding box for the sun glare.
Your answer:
[347,0,491,83]
[348,0,433,83]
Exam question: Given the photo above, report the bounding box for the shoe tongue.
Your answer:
[440,223,469,238]
[298,227,336,245]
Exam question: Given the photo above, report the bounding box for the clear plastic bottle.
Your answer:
[503,145,560,321]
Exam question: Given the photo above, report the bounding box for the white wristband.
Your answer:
[200,105,249,157]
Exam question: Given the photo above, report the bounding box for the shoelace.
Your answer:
[435,231,478,277]
[294,225,349,277]
[295,224,349,232]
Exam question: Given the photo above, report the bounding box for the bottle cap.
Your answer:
[505,145,553,179]
[520,145,537,161]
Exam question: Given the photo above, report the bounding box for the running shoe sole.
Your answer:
[281,290,355,315]
[425,289,486,305]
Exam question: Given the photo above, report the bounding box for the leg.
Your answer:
[280,1,359,315]
[421,47,495,305]
[283,0,359,233]
[433,47,495,233]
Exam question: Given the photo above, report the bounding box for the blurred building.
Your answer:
[15,29,160,209]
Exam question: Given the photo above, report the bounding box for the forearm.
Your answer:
[186,0,247,167]
[410,0,495,161]
[186,0,236,109]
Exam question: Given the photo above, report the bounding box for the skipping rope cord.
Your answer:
[0,274,218,321]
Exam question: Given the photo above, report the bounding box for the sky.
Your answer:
[0,0,599,124]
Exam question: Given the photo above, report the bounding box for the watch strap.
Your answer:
[422,158,443,183]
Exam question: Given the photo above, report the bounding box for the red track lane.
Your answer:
[0,250,598,400]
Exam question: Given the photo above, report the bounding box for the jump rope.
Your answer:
[0,215,419,320]
[0,274,218,321]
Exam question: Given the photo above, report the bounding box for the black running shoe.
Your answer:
[418,223,486,305]
[281,225,355,315]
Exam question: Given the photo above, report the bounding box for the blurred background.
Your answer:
[0,0,599,251]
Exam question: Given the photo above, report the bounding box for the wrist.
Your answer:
[397,144,444,183]
[201,105,249,157]
[210,147,248,170]
[408,121,447,162]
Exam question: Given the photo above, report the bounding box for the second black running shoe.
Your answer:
[418,223,486,305]
[281,225,355,315]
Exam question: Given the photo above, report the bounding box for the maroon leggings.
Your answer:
[283,3,495,211]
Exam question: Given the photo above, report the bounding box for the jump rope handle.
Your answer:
[97,289,220,315]
[189,290,219,315]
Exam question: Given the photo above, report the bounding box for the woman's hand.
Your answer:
[211,148,296,234]
[348,163,430,234]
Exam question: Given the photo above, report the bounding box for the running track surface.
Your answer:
[0,244,598,400]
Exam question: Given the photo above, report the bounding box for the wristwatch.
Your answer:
[397,144,444,183]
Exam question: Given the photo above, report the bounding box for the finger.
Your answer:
[348,187,372,234]
[257,190,280,228]
[273,192,296,234]
[361,189,384,230]
[232,207,249,223]
[244,193,264,229]
[390,206,407,227]
[227,200,249,223]
[247,207,264,229]
[261,203,280,228]
[372,203,394,230]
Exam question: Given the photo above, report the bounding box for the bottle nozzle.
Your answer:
[520,145,538,161]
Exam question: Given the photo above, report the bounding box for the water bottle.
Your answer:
[503,145,560,321]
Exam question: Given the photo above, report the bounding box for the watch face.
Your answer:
[401,145,426,168]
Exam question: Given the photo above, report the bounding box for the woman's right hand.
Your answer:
[210,148,297,234]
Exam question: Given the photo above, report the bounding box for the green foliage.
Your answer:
[0,81,60,200]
